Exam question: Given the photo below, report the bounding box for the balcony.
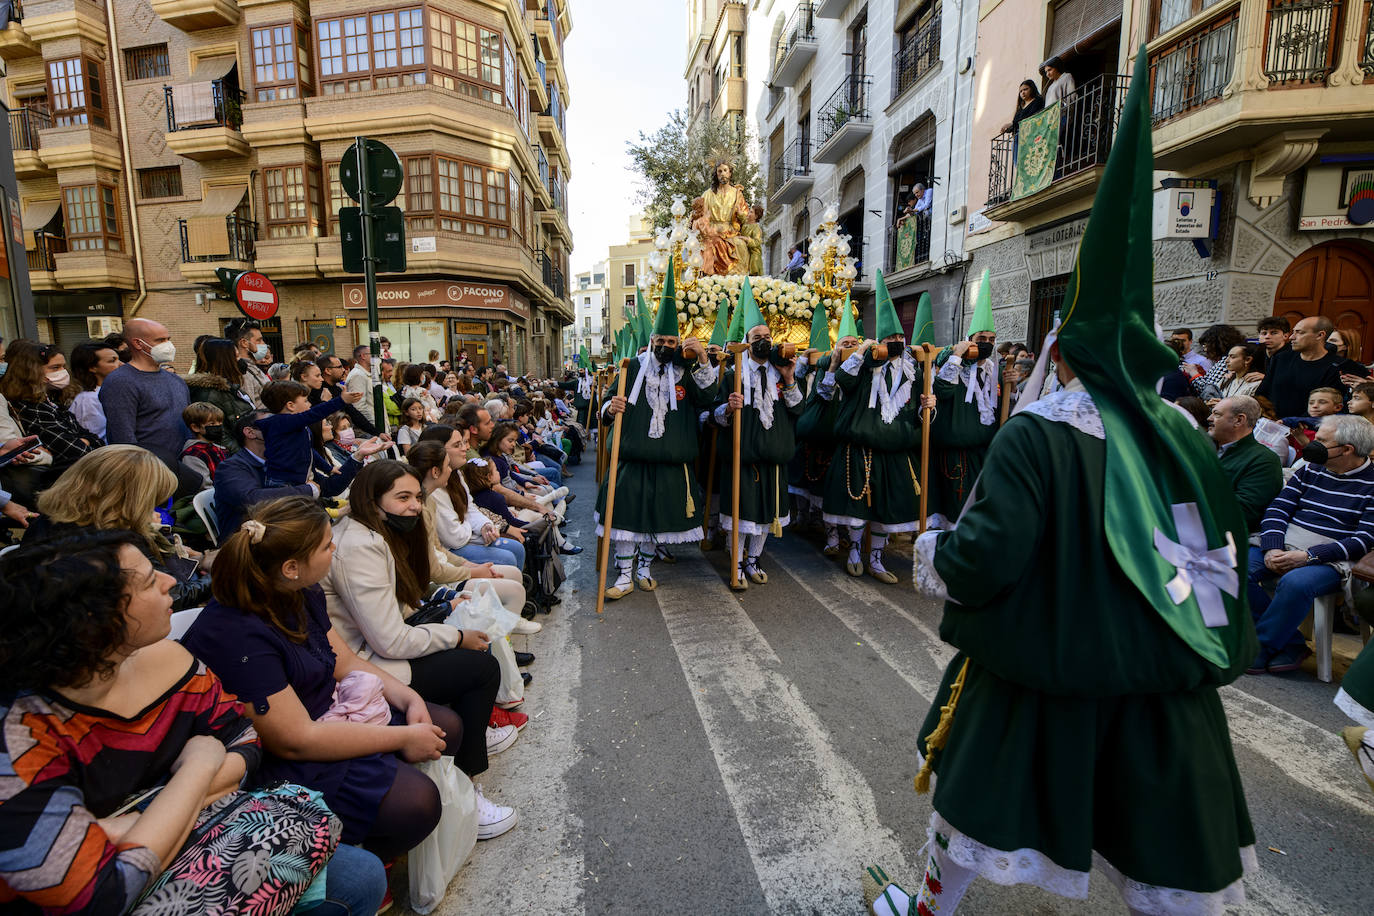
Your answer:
[150,0,240,30]
[1150,11,1239,125]
[26,231,65,291]
[36,122,123,171]
[255,236,319,279]
[814,0,850,18]
[770,137,814,205]
[12,0,105,45]
[814,74,874,164]
[887,213,932,274]
[177,214,257,283]
[893,14,941,100]
[1263,0,1342,85]
[0,1,39,60]
[165,79,249,160]
[53,249,137,290]
[9,107,54,178]
[539,84,567,157]
[986,73,1131,221]
[531,143,552,208]
[771,3,817,88]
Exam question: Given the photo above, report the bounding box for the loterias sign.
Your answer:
[342,280,530,319]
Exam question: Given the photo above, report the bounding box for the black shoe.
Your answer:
[564,493,577,505]
[515,650,535,667]
[521,672,533,686]
[559,544,583,555]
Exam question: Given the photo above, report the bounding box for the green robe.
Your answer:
[928,355,1001,521]
[713,361,803,533]
[595,357,718,541]
[788,354,843,499]
[557,375,593,427]
[820,353,925,530]
[1216,433,1284,534]
[918,403,1255,892]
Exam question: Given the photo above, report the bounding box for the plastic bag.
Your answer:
[407,756,478,915]
[445,582,523,639]
[1254,417,1292,466]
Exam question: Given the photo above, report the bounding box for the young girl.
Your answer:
[462,459,527,546]
[397,398,427,454]
[484,423,567,521]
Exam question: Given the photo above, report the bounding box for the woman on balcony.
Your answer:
[1005,79,1044,137]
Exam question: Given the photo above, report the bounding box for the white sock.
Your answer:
[611,539,636,589]
[913,833,976,915]
[824,524,840,549]
[745,533,767,571]
[636,549,654,580]
[847,526,864,565]
[869,535,889,573]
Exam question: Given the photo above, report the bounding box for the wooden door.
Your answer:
[1273,241,1374,362]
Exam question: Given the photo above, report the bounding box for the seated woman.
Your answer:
[0,529,386,915]
[34,445,212,610]
[1215,343,1268,402]
[0,340,102,472]
[405,440,537,631]
[322,461,523,816]
[182,496,517,870]
[418,423,529,570]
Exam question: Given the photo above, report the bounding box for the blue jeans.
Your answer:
[527,464,562,487]
[1246,546,1342,654]
[295,843,386,915]
[454,537,526,569]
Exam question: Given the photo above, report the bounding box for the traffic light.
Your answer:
[215,267,248,300]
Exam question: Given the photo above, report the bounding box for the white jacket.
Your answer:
[322,515,459,683]
[429,480,492,551]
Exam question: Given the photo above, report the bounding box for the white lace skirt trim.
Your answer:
[914,531,949,601]
[923,811,1257,914]
[720,516,789,535]
[871,520,920,534]
[594,518,704,544]
[1335,687,1374,728]
[823,512,870,528]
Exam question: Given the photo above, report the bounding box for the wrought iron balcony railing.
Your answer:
[1263,0,1344,85]
[1150,10,1239,123]
[9,106,51,152]
[27,231,65,272]
[178,215,257,263]
[894,15,941,98]
[772,3,816,77]
[165,79,245,131]
[817,73,872,146]
[770,137,812,193]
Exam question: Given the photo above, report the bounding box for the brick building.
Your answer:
[1,0,574,373]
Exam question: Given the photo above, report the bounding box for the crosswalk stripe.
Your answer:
[654,555,913,913]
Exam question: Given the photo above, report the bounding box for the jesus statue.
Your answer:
[695,159,752,277]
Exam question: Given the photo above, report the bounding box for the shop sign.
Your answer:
[411,236,437,253]
[1153,184,1217,240]
[1299,163,1374,230]
[452,321,489,336]
[342,280,529,319]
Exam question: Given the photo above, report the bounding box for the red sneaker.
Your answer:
[377,862,394,914]
[490,706,529,732]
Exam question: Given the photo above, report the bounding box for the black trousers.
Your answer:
[406,647,501,777]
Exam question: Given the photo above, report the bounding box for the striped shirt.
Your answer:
[1258,459,1374,563]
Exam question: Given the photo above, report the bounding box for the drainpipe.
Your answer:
[940,0,968,263]
[104,1,148,317]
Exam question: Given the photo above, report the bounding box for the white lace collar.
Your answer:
[1018,378,1103,439]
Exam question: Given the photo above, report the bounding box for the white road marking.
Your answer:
[655,556,913,913]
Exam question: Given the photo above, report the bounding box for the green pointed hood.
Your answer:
[634,288,651,349]
[737,277,766,335]
[808,298,831,350]
[836,292,858,341]
[653,257,681,338]
[873,270,904,341]
[912,292,936,346]
[725,286,747,344]
[709,298,729,348]
[967,268,995,337]
[578,344,590,368]
[1054,47,1254,675]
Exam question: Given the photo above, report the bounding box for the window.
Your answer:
[404,156,434,229]
[326,162,349,227]
[262,165,322,238]
[253,25,309,100]
[429,9,503,103]
[625,294,635,310]
[137,166,182,199]
[583,317,591,330]
[63,184,121,251]
[48,58,106,128]
[125,45,170,81]
[623,263,635,287]
[1151,0,1223,37]
[400,156,512,236]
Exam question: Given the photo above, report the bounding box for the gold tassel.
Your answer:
[684,465,696,518]
[907,456,922,496]
[914,658,971,794]
[771,466,783,537]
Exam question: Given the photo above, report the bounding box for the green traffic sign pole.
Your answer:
[356,137,388,435]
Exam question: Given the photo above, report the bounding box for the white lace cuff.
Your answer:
[691,362,717,389]
[782,383,803,407]
[712,402,731,426]
[914,530,948,600]
[841,352,864,375]
[937,357,964,383]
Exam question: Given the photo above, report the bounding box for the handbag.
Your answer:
[132,782,340,916]
[409,586,462,626]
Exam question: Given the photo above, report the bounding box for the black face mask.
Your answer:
[750,338,774,361]
[1301,441,1340,465]
[653,344,677,364]
[885,340,906,360]
[384,512,421,533]
[202,424,224,443]
[975,341,994,361]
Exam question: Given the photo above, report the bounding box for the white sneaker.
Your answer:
[486,724,518,755]
[511,617,543,635]
[474,784,518,840]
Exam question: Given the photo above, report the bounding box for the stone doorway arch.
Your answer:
[1272,240,1374,362]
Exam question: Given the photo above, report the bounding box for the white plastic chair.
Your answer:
[168,606,204,642]
[193,489,220,546]
[1312,593,1338,683]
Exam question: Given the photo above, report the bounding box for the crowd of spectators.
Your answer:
[0,322,595,913]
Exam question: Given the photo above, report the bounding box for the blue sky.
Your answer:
[565,0,683,275]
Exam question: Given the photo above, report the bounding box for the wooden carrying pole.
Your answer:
[918,343,936,534]
[595,362,631,615]
[999,364,1014,425]
[701,360,725,536]
[730,344,746,589]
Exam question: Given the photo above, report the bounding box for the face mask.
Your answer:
[201,424,224,442]
[46,369,70,389]
[383,511,421,533]
[254,343,270,360]
[147,340,177,365]
[750,338,773,360]
[0,362,7,377]
[337,428,356,447]
[653,344,677,364]
[885,340,906,360]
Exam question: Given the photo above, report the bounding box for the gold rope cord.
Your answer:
[914,657,971,794]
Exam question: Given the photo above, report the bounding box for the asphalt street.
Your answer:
[402,466,1374,915]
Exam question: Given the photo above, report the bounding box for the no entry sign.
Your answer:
[232,271,279,320]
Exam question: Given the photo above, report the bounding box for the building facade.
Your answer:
[961,0,1374,354]
[751,0,979,338]
[1,0,575,373]
[686,0,748,134]
[567,257,605,357]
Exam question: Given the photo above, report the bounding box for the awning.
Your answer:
[21,199,62,234]
[190,55,237,82]
[186,185,247,258]
[172,57,237,128]
[1047,0,1122,63]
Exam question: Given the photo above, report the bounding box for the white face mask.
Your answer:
[46,369,70,389]
[254,343,270,360]
[147,340,176,365]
